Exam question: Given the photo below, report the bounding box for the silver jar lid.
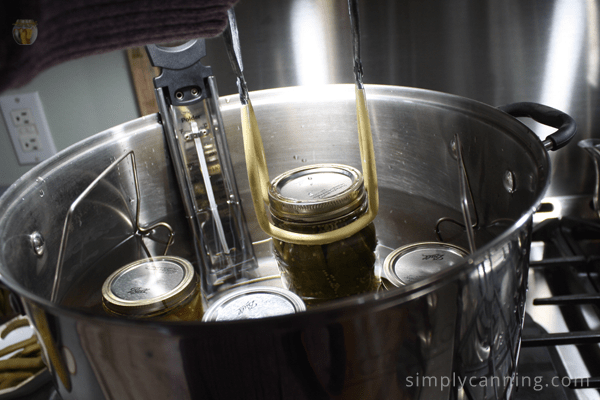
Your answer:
[383,242,468,287]
[202,286,306,322]
[268,164,366,222]
[102,256,198,317]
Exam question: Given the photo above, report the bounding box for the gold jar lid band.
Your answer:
[383,242,468,287]
[102,256,197,316]
[269,164,367,223]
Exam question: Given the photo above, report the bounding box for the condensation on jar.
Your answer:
[102,256,204,321]
[268,164,379,305]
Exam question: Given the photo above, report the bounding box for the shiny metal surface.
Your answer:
[203,0,597,199]
[149,41,259,293]
[0,85,556,399]
[269,164,365,222]
[383,242,468,287]
[454,133,477,253]
[202,286,305,321]
[579,139,600,219]
[102,256,196,316]
[107,259,186,301]
[51,150,175,302]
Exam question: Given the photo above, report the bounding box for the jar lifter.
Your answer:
[222,1,379,246]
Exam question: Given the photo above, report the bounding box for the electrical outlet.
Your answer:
[19,133,43,152]
[10,109,33,126]
[0,92,56,165]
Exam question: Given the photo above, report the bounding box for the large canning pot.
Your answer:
[0,85,575,400]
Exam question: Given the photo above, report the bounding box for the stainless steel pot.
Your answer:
[0,85,575,400]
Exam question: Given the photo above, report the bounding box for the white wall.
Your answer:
[0,50,138,188]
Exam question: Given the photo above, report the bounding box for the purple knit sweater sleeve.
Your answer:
[0,0,238,92]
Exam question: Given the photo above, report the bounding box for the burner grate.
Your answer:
[522,217,600,397]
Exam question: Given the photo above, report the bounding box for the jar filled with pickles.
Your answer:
[102,256,204,321]
[269,164,379,305]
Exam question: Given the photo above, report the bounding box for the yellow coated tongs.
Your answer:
[223,1,378,246]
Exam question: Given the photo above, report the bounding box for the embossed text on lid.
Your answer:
[102,256,197,316]
[202,286,305,322]
[111,259,185,301]
[268,164,366,222]
[383,242,468,287]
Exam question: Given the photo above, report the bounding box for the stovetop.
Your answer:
[520,210,600,399]
[513,316,577,400]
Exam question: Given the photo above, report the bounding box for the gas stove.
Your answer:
[516,195,600,400]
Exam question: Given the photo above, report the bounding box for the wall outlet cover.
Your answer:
[0,92,57,165]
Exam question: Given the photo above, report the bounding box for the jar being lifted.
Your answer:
[269,164,379,305]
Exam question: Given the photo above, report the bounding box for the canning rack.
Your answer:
[223,0,379,246]
[50,151,174,303]
[146,40,257,295]
[435,133,515,254]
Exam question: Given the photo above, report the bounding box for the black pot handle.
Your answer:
[497,102,577,151]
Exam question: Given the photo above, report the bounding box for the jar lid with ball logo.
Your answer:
[102,256,203,320]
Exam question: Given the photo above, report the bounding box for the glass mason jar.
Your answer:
[382,242,468,289]
[202,286,306,322]
[269,164,379,305]
[12,19,38,45]
[102,256,204,321]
